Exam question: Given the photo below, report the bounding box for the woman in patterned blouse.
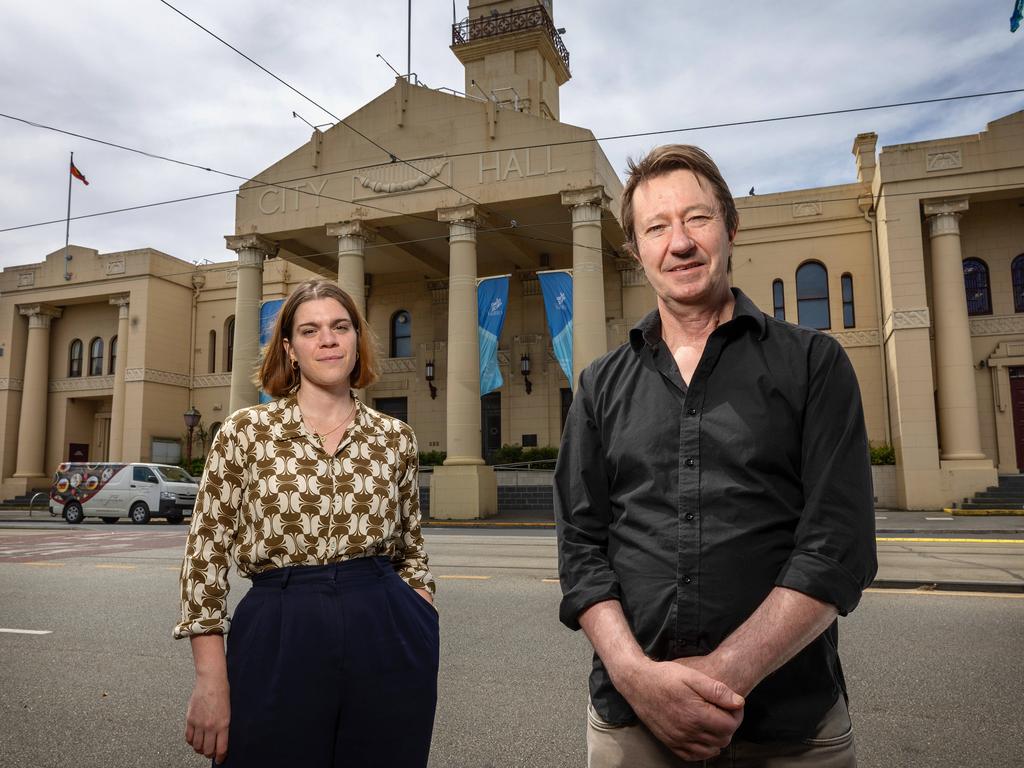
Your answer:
[176,279,438,767]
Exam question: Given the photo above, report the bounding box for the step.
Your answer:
[960,502,1024,510]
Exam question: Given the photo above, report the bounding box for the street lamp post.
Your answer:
[183,406,201,469]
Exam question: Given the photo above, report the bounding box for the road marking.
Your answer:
[437,574,491,580]
[877,537,1024,544]
[95,564,137,570]
[20,562,64,567]
[925,517,953,521]
[874,516,888,520]
[541,578,559,584]
[0,628,53,635]
[865,588,1024,599]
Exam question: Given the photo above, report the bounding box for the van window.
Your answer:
[156,466,194,483]
[133,466,158,483]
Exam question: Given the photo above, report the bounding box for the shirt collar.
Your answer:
[270,392,377,443]
[628,287,767,352]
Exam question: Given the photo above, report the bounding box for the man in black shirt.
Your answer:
[555,144,877,767]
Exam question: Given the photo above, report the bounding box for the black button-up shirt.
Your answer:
[555,289,877,742]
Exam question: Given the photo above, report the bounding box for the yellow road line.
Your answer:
[20,561,65,567]
[877,537,1024,544]
[541,578,560,584]
[436,574,491,580]
[95,564,137,570]
[866,588,1024,599]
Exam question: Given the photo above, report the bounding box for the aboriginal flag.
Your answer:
[70,161,89,185]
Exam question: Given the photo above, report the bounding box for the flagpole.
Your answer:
[64,151,73,281]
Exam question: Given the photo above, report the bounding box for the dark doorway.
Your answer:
[1009,368,1024,470]
[374,397,408,424]
[481,393,501,463]
[68,443,89,462]
[560,388,573,434]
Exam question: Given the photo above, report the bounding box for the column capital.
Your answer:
[437,204,478,225]
[326,220,374,240]
[560,185,610,210]
[109,295,130,319]
[224,233,279,260]
[19,304,62,329]
[924,198,969,239]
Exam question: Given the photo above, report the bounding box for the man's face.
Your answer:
[631,168,734,312]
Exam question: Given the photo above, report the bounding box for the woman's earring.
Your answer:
[290,358,298,371]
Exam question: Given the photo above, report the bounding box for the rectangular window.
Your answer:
[841,274,855,328]
[151,439,182,465]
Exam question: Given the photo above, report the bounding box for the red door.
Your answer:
[1009,368,1024,470]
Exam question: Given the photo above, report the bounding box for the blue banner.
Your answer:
[538,271,573,388]
[259,299,284,403]
[478,276,509,395]
[1013,0,1023,32]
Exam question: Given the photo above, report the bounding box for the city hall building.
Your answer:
[2,0,1023,515]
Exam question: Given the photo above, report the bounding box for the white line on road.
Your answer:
[925,517,954,521]
[0,628,53,635]
[875,516,888,520]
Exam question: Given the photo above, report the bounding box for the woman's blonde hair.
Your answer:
[256,279,378,396]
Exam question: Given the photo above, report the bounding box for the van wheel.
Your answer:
[101,517,118,524]
[65,503,84,525]
[129,502,151,525]
[166,513,183,525]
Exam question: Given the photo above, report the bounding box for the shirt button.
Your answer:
[685,457,695,467]
[683,575,692,584]
[687,408,697,416]
[685,513,694,521]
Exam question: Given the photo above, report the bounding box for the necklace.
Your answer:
[302,397,356,439]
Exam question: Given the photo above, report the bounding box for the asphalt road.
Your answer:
[0,526,1022,767]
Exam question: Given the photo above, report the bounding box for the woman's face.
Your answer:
[283,297,358,391]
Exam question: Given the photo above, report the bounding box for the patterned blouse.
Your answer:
[174,395,434,639]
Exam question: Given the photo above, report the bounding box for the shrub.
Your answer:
[869,443,896,465]
[418,450,447,466]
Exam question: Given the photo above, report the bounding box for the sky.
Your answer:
[1,0,1022,272]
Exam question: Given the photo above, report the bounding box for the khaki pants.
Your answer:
[587,696,856,768]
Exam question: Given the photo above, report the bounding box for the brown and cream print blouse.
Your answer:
[174,395,434,639]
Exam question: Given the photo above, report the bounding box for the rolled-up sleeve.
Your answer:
[556,367,621,630]
[173,415,247,639]
[776,334,878,615]
[394,429,435,595]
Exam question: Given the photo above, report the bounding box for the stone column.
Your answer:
[429,205,496,519]
[924,198,985,460]
[14,305,62,482]
[438,205,484,466]
[107,296,130,461]
[225,234,278,414]
[326,221,371,320]
[562,186,610,387]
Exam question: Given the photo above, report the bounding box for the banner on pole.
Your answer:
[538,270,573,388]
[258,299,284,403]
[477,276,509,395]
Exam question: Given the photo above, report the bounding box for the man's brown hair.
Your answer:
[257,278,378,397]
[620,144,739,258]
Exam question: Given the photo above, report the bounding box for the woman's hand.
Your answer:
[186,634,230,764]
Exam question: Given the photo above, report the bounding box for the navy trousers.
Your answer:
[220,557,439,768]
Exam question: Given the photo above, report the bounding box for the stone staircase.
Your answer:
[0,489,49,509]
[957,475,1024,511]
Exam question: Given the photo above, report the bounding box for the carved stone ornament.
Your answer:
[193,373,232,389]
[969,314,1024,337]
[380,358,417,374]
[50,375,114,393]
[355,159,448,195]
[891,308,931,330]
[105,257,126,275]
[828,329,880,348]
[0,378,24,391]
[792,201,822,218]
[16,271,35,287]
[124,368,190,387]
[926,149,962,172]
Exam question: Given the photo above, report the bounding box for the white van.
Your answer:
[49,462,199,525]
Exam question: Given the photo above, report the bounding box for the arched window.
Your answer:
[841,273,855,328]
[962,258,991,316]
[390,310,412,358]
[1012,255,1024,313]
[68,339,83,378]
[108,335,117,375]
[89,337,104,376]
[208,330,217,373]
[225,317,235,372]
[771,279,785,321]
[796,261,830,330]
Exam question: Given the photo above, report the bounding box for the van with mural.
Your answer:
[48,462,199,525]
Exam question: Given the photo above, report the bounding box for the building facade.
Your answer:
[2,0,1023,513]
